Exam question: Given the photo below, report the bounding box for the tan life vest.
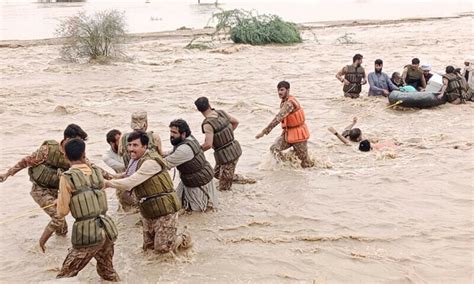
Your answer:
[201,110,242,165]
[120,131,157,167]
[281,96,310,144]
[174,136,214,188]
[64,166,118,248]
[443,73,464,102]
[343,65,365,94]
[28,140,70,189]
[133,151,181,219]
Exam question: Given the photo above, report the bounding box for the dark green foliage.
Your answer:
[212,9,302,45]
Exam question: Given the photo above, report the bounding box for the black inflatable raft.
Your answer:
[388,91,445,108]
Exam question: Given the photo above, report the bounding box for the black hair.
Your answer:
[277,81,290,90]
[411,58,420,65]
[106,129,121,144]
[64,124,88,141]
[391,72,400,79]
[359,139,371,152]
[349,128,362,142]
[169,119,191,137]
[127,130,149,146]
[353,53,363,63]
[65,138,86,161]
[374,59,383,65]
[277,80,290,89]
[445,65,455,74]
[194,97,210,112]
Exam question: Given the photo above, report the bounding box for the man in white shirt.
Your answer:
[102,129,125,173]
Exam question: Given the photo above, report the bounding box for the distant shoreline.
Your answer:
[1,12,472,48]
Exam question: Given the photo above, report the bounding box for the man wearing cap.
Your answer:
[116,112,163,212]
[421,64,433,83]
[105,131,192,254]
[118,112,162,168]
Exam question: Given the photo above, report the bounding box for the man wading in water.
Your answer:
[55,138,119,281]
[105,131,192,254]
[117,111,163,212]
[256,81,314,168]
[0,124,89,250]
[162,119,218,212]
[195,97,255,191]
[336,54,367,98]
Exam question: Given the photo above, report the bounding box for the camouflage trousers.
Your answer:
[30,184,67,235]
[115,188,138,213]
[57,235,119,281]
[142,212,192,254]
[214,159,238,191]
[270,135,313,168]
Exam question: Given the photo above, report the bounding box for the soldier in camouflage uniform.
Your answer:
[54,139,119,281]
[106,131,192,254]
[194,97,248,191]
[0,124,88,249]
[256,81,313,168]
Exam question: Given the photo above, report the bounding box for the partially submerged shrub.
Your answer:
[211,9,302,45]
[56,10,127,61]
[335,33,359,45]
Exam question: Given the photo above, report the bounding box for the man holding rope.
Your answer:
[0,124,88,250]
[162,119,218,212]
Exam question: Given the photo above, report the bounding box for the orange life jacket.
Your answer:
[281,96,310,144]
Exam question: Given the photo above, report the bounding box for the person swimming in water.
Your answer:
[328,117,397,151]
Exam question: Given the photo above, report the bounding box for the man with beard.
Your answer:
[162,119,218,212]
[368,59,399,97]
[336,53,367,98]
[255,81,313,168]
[421,64,433,83]
[105,131,192,254]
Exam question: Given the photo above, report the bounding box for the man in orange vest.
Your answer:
[256,81,313,168]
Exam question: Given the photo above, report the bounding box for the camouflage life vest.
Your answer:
[64,166,118,248]
[201,110,242,165]
[343,65,365,94]
[133,151,181,219]
[28,140,70,189]
[174,136,214,188]
[443,73,465,102]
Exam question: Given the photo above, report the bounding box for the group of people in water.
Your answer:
[335,54,474,104]
[0,81,312,281]
[0,52,472,281]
